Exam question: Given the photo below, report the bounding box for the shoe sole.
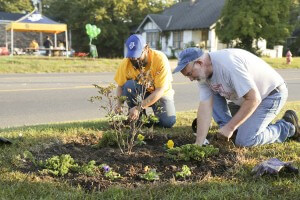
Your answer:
[286,110,300,137]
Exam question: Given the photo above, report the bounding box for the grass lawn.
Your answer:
[0,56,122,73]
[1,102,300,199]
[0,56,299,73]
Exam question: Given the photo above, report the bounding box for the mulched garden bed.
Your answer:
[20,132,239,192]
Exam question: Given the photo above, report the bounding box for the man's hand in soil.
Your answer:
[129,106,140,121]
[219,124,235,141]
[114,104,122,114]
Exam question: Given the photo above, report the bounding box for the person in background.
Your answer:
[43,36,53,56]
[173,47,299,147]
[286,49,292,64]
[114,34,176,128]
[58,40,65,49]
[29,39,39,54]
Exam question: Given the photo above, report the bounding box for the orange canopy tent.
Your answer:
[5,8,68,56]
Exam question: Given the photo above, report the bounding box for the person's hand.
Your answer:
[114,105,122,114]
[218,124,235,141]
[129,106,140,121]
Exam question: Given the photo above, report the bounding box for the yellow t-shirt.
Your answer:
[114,49,174,97]
[29,41,39,49]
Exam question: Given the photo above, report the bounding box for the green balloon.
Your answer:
[86,24,92,30]
[85,24,101,42]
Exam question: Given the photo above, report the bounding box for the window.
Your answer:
[146,32,159,49]
[173,31,183,49]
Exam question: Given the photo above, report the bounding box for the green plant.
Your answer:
[167,144,219,161]
[136,134,146,146]
[39,154,78,176]
[79,160,97,176]
[90,80,161,154]
[140,168,161,181]
[176,165,192,178]
[99,164,122,180]
[96,130,120,148]
[23,150,37,166]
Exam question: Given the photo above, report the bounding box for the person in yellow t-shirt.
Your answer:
[114,34,176,128]
[29,39,39,54]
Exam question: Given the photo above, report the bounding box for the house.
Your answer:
[135,0,227,57]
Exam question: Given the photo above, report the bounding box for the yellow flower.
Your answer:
[137,134,145,141]
[167,140,174,149]
[144,166,149,172]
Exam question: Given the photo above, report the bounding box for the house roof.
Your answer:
[137,0,225,32]
[0,11,25,21]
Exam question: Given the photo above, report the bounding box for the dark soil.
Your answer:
[21,132,239,192]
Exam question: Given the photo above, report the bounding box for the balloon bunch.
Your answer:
[85,24,101,45]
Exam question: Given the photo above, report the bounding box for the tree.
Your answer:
[43,0,176,57]
[288,0,300,55]
[0,0,33,13]
[216,0,292,53]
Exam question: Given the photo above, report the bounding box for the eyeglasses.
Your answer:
[184,61,196,77]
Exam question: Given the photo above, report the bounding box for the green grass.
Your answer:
[0,56,299,74]
[263,57,300,69]
[1,102,300,199]
[0,56,122,73]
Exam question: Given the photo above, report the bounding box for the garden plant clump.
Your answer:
[90,80,159,154]
[167,144,219,161]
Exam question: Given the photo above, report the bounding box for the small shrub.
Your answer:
[91,81,161,154]
[167,144,219,161]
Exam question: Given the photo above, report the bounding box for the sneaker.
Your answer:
[0,137,12,145]
[282,110,300,138]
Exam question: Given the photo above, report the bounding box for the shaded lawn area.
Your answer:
[0,102,300,199]
[0,56,300,74]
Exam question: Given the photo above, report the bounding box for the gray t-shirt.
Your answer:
[198,49,284,105]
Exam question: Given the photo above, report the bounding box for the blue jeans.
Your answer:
[122,80,176,128]
[212,86,295,147]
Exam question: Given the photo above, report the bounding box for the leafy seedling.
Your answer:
[176,165,192,178]
[140,168,161,181]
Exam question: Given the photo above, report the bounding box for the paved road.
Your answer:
[0,69,299,128]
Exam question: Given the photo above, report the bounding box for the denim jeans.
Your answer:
[122,80,176,128]
[212,85,295,147]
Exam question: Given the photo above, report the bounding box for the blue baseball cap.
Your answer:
[125,34,146,58]
[173,47,204,73]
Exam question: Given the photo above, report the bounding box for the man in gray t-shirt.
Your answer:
[173,48,299,147]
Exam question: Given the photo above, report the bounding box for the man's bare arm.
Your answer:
[219,88,261,139]
[141,86,166,109]
[195,96,213,146]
